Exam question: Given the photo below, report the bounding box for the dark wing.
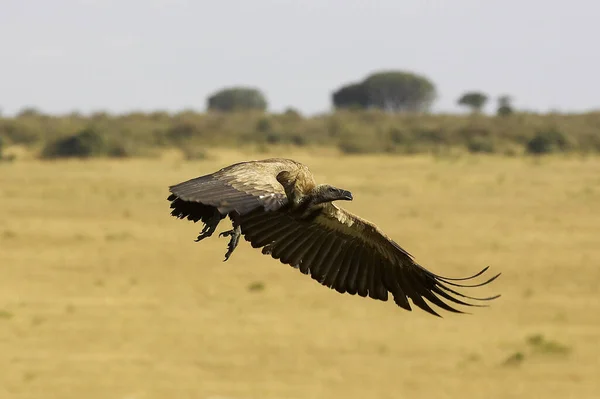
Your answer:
[238,203,500,317]
[168,161,290,216]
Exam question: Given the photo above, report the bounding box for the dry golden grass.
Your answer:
[1,149,599,399]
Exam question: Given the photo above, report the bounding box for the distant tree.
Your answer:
[497,95,514,116]
[333,71,437,113]
[207,87,267,112]
[282,107,302,119]
[457,91,488,113]
[361,71,437,113]
[332,82,369,110]
[17,107,43,118]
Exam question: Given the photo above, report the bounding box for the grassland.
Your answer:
[1,149,599,399]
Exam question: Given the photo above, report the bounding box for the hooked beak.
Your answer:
[340,189,353,201]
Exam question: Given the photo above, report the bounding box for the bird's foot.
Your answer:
[194,213,221,242]
[220,224,241,262]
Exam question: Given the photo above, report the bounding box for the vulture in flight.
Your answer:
[167,158,500,317]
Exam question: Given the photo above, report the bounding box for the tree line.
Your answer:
[1,69,599,161]
[1,107,599,162]
[206,70,514,116]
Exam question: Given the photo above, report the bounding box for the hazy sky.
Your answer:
[1,0,598,116]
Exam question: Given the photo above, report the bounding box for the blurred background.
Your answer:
[1,1,599,398]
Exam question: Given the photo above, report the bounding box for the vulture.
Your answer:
[167,158,500,317]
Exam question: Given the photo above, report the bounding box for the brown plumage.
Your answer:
[168,158,500,317]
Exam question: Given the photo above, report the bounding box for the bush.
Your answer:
[41,128,129,159]
[526,129,571,155]
[415,128,447,144]
[467,136,496,153]
[283,107,302,120]
[166,121,202,144]
[388,127,411,144]
[255,117,272,133]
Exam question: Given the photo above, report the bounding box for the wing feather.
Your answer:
[301,231,332,277]
[168,159,294,216]
[332,241,359,294]
[308,233,338,282]
[270,227,307,261]
[344,245,365,295]
[356,248,371,298]
[318,236,347,283]
[251,222,300,248]
[289,229,326,274]
[321,240,351,289]
[278,230,317,265]
[370,254,388,301]
[238,203,500,316]
[383,262,412,311]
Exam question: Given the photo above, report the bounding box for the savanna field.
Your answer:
[1,148,599,399]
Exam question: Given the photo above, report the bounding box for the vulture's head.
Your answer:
[311,184,353,205]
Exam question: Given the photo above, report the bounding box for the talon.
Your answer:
[222,224,241,262]
[194,212,221,242]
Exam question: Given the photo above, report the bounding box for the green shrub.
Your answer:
[283,107,302,120]
[388,127,411,144]
[289,134,306,146]
[264,132,282,145]
[0,118,45,144]
[255,117,272,133]
[467,136,495,153]
[526,129,571,155]
[41,128,129,159]
[497,105,513,117]
[167,121,201,143]
[415,128,447,144]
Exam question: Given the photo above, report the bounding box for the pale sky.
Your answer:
[1,0,598,116]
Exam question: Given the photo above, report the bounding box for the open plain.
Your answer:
[1,149,599,399]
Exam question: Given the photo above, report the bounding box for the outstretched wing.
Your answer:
[238,203,500,317]
[168,159,293,216]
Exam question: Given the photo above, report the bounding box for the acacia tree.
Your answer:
[496,95,514,116]
[332,70,436,113]
[332,83,369,109]
[362,71,436,112]
[457,91,488,113]
[207,87,268,112]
